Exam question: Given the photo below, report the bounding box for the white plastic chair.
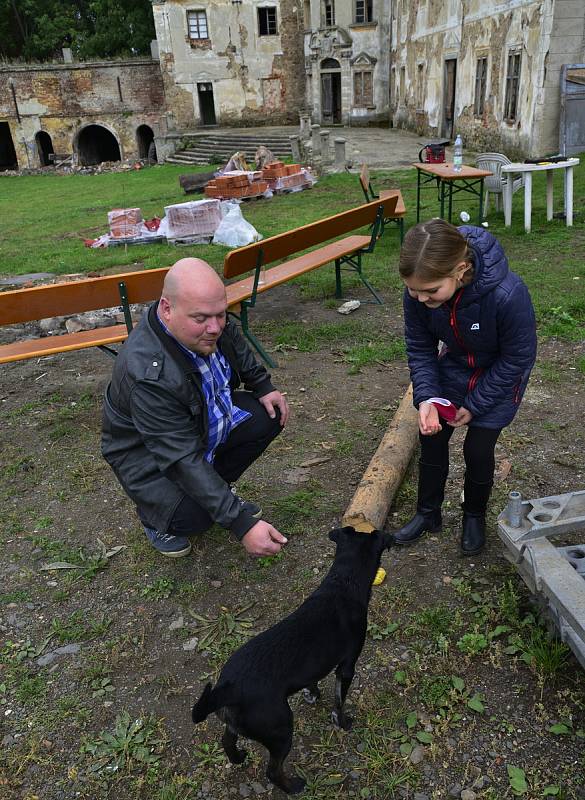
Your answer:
[475,153,524,217]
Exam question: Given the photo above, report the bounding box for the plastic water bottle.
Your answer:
[453,134,463,172]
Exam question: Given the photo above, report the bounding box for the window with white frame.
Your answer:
[474,57,488,116]
[187,10,208,39]
[322,0,335,26]
[258,6,278,35]
[355,0,373,23]
[504,50,521,121]
[354,70,373,106]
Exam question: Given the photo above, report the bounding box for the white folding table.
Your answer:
[501,158,580,233]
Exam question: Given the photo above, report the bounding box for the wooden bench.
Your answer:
[0,196,396,367]
[223,194,398,366]
[0,269,168,364]
[359,163,406,243]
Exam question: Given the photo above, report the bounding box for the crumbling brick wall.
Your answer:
[0,59,165,168]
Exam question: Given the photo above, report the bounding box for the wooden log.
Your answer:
[343,384,419,532]
[179,172,217,194]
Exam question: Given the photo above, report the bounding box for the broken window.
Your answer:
[258,7,278,36]
[354,70,373,107]
[504,50,522,122]
[474,57,488,116]
[187,10,209,40]
[322,0,335,26]
[355,0,373,23]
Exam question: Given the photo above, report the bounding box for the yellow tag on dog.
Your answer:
[372,567,386,586]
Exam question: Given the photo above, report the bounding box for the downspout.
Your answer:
[8,79,21,123]
[389,1,394,127]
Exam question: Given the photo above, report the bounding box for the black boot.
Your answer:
[461,477,492,556]
[394,462,448,545]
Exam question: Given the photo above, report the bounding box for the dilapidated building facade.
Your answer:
[0,59,164,170]
[303,0,391,125]
[152,0,306,129]
[390,0,585,158]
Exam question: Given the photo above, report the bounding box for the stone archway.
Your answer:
[35,130,55,166]
[136,124,156,162]
[0,122,18,171]
[320,57,342,124]
[76,124,121,166]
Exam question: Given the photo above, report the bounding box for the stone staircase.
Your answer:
[165,131,294,166]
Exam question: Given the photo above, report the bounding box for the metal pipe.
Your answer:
[9,80,21,123]
[507,490,523,528]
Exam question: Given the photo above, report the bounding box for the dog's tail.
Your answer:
[192,681,233,724]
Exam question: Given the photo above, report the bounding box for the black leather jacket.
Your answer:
[101,303,275,538]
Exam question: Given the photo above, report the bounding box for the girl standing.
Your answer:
[395,218,536,555]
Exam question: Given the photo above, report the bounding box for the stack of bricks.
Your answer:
[204,171,268,200]
[164,199,222,239]
[108,208,143,239]
[262,163,308,191]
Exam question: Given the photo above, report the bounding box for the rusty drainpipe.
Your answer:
[8,78,21,123]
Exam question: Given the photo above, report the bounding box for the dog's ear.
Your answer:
[329,526,357,543]
[372,530,393,549]
[328,527,342,543]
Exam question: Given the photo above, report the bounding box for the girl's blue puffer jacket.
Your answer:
[403,225,537,429]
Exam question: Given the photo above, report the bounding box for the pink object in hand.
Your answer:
[428,397,458,422]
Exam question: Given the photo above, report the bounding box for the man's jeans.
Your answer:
[141,391,282,536]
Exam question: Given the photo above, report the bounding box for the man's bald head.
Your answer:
[162,258,224,304]
[158,258,227,355]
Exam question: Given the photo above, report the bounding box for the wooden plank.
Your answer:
[0,324,130,364]
[379,188,407,215]
[224,195,397,279]
[413,162,492,180]
[0,268,168,326]
[342,384,419,532]
[226,235,371,307]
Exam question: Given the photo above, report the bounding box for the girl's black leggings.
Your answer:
[419,424,502,484]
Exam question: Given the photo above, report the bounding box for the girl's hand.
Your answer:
[448,406,473,427]
[419,401,442,435]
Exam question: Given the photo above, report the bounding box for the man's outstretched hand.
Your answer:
[241,520,288,557]
[259,390,289,426]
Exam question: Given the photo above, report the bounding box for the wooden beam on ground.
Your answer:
[343,384,419,533]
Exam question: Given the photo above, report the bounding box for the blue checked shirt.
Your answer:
[157,315,251,462]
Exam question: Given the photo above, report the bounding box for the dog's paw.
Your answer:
[268,772,306,795]
[229,747,248,764]
[302,687,320,705]
[286,775,306,795]
[331,710,353,731]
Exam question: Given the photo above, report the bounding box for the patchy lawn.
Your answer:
[1,168,585,800]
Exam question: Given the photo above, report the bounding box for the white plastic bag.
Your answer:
[212,205,262,247]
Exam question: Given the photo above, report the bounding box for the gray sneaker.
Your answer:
[142,525,192,557]
[230,487,262,519]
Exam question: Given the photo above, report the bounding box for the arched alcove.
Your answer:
[35,130,54,166]
[0,122,18,171]
[76,124,121,166]
[136,125,156,162]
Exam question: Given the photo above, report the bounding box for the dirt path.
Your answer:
[1,288,584,799]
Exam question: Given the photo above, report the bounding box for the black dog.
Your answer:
[192,526,393,794]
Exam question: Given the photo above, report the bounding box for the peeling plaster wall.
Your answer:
[390,0,585,158]
[0,59,165,168]
[152,0,305,128]
[304,0,391,125]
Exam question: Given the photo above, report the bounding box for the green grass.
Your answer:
[1,161,584,340]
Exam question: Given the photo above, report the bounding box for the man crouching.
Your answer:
[101,258,289,558]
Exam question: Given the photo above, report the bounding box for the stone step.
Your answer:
[165,131,295,165]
